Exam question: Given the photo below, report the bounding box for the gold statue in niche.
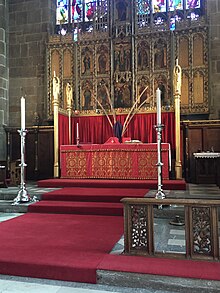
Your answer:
[66,82,73,107]
[53,73,60,101]
[173,59,182,95]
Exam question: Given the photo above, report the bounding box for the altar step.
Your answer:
[28,187,149,216]
[37,178,187,190]
[28,200,123,216]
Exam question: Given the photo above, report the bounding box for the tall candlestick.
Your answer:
[156,88,161,125]
[175,58,178,66]
[21,97,25,130]
[76,122,79,139]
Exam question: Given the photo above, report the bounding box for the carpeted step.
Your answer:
[28,200,123,216]
[38,179,187,190]
[42,187,148,202]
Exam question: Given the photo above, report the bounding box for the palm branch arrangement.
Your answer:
[93,82,151,139]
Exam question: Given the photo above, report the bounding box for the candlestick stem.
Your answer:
[13,129,37,205]
[76,123,80,147]
[155,88,166,204]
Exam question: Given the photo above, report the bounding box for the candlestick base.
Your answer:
[155,189,166,210]
[155,189,166,200]
[12,185,38,205]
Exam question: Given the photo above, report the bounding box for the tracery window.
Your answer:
[56,0,204,36]
[56,0,108,37]
[136,0,203,30]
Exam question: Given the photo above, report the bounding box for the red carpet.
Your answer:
[28,201,124,216]
[1,181,219,284]
[37,178,186,190]
[28,187,148,215]
[0,213,123,283]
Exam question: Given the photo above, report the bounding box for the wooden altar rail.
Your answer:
[121,198,220,261]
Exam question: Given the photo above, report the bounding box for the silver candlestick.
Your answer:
[155,124,166,200]
[13,129,31,205]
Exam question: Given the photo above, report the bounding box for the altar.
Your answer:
[60,143,171,180]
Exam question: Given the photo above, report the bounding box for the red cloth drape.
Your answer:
[58,112,175,150]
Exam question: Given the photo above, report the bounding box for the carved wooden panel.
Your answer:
[63,49,73,78]
[81,46,94,76]
[51,50,60,76]
[193,34,204,67]
[192,207,212,256]
[179,36,189,68]
[178,28,208,114]
[193,71,204,104]
[181,72,189,105]
[130,204,149,252]
[137,41,150,72]
[96,44,109,75]
[81,79,94,110]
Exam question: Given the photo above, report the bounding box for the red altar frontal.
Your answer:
[60,143,170,180]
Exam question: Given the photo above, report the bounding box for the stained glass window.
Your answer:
[168,0,183,11]
[152,0,167,13]
[137,0,151,15]
[57,0,69,24]
[56,0,204,34]
[71,0,83,23]
[186,0,200,9]
[85,0,97,22]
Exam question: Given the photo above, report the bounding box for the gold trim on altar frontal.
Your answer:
[61,149,168,153]
[61,176,156,180]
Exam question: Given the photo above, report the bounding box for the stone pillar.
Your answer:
[8,0,56,127]
[0,0,9,161]
[208,0,220,119]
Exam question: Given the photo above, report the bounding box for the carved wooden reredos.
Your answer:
[47,0,208,119]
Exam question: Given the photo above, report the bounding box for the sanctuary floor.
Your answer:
[0,182,219,293]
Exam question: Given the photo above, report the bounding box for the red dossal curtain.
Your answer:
[58,112,175,150]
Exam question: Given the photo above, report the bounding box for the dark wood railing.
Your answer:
[121,198,220,261]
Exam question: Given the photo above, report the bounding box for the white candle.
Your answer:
[76,122,79,139]
[156,88,161,125]
[21,96,25,130]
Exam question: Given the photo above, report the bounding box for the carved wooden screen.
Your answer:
[177,28,209,114]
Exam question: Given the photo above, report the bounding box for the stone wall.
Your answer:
[8,0,55,127]
[208,0,220,119]
[0,0,8,161]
